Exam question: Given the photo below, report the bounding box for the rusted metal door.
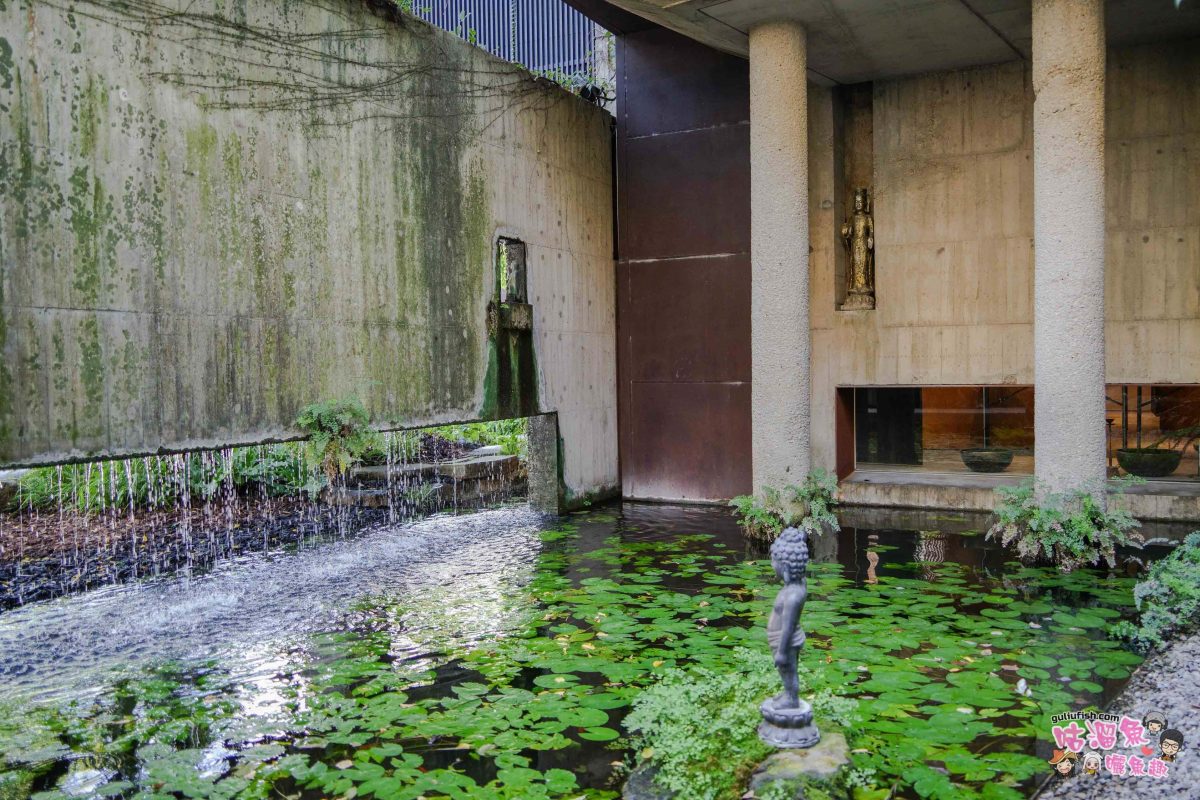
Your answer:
[615,27,753,502]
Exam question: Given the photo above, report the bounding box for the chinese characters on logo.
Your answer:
[1048,711,1185,780]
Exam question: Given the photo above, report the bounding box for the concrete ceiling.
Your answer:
[599,0,1200,84]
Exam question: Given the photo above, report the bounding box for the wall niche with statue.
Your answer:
[835,82,876,312]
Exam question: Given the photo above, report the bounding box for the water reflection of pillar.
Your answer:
[914,530,946,580]
[809,524,839,564]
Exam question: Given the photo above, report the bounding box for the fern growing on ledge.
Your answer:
[986,478,1144,572]
[729,469,840,543]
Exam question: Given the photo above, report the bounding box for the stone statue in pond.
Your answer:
[759,527,821,749]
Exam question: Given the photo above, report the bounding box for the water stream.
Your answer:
[0,507,544,706]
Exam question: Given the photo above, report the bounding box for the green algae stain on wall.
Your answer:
[186,123,219,216]
[66,167,108,305]
[78,315,105,436]
[0,37,13,105]
[0,281,10,450]
[0,0,606,466]
[73,74,108,161]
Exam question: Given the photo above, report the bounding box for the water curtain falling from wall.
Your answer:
[0,422,531,607]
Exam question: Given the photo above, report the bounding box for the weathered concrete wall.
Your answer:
[0,0,617,501]
[810,39,1200,473]
[1106,40,1200,381]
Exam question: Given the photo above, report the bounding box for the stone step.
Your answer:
[437,453,521,481]
[349,462,440,483]
[348,451,519,485]
[323,476,527,508]
[322,488,392,508]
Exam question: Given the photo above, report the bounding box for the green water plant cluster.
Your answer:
[428,417,527,457]
[624,648,858,800]
[0,515,1143,800]
[0,663,246,800]
[730,469,840,542]
[986,478,1144,571]
[1112,531,1200,653]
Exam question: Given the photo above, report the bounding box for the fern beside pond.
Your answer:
[731,470,841,543]
[0,505,1151,800]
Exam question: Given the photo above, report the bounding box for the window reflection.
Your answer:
[1107,385,1200,481]
[854,386,1034,474]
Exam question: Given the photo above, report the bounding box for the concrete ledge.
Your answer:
[841,470,1200,524]
[839,470,1009,513]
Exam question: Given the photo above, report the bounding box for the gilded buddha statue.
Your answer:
[840,187,875,311]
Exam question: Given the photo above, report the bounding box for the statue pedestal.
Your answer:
[839,291,875,311]
[758,693,821,749]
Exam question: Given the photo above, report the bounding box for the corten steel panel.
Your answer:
[622,255,750,383]
[621,27,750,139]
[624,381,752,502]
[618,124,751,260]
[615,25,752,502]
[836,387,855,480]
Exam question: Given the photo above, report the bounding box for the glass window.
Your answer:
[854,386,1034,474]
[1107,385,1200,481]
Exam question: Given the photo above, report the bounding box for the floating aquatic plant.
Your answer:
[0,511,1144,800]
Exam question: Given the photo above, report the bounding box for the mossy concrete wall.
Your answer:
[0,0,618,500]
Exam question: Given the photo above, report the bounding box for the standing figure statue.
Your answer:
[758,527,821,749]
[840,187,875,311]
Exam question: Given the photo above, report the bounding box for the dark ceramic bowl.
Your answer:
[1116,447,1181,478]
[960,447,1014,473]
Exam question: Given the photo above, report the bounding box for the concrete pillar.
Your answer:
[749,20,810,490]
[527,412,563,514]
[1032,0,1107,494]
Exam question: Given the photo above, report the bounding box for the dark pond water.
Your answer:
[0,502,1156,800]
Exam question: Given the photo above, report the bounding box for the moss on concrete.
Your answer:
[0,0,610,484]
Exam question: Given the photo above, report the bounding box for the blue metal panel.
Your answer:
[416,0,596,80]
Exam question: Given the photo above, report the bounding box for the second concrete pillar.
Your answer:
[1032,0,1107,494]
[749,19,810,490]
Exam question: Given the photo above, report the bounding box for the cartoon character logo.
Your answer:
[1048,749,1078,777]
[1160,729,1185,762]
[1143,712,1168,736]
[1081,752,1102,775]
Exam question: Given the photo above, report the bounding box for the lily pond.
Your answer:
[0,503,1151,800]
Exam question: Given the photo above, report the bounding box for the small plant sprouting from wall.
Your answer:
[295,399,380,487]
